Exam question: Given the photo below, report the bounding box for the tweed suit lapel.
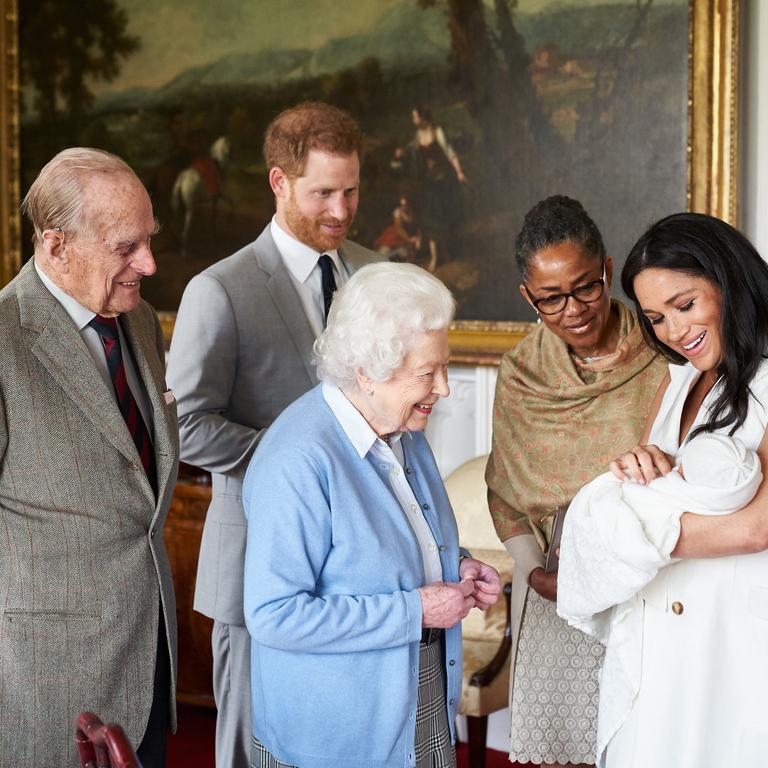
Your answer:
[255,229,319,386]
[19,267,139,466]
[120,310,176,510]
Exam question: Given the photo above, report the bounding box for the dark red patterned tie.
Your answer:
[89,314,157,495]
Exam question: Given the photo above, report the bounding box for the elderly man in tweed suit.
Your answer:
[0,148,179,767]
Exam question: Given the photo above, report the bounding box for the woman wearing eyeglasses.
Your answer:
[485,195,667,767]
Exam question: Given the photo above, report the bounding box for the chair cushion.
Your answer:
[445,455,504,552]
[446,456,514,718]
[459,637,510,717]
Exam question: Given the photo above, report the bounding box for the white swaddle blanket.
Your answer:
[556,433,762,760]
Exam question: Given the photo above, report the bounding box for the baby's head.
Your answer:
[680,434,756,489]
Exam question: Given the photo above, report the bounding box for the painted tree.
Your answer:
[418,0,552,201]
[20,0,140,122]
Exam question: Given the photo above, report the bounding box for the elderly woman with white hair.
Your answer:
[242,262,500,768]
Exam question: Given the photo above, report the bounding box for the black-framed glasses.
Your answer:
[525,262,606,316]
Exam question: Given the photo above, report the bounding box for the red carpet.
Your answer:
[168,704,511,767]
[167,703,216,767]
[457,743,509,768]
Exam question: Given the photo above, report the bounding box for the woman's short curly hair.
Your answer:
[515,195,606,279]
[314,262,455,386]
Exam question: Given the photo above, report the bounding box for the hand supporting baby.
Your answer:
[609,443,675,485]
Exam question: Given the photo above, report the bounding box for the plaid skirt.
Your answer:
[250,639,455,768]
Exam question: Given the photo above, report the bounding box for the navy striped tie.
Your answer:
[89,315,157,495]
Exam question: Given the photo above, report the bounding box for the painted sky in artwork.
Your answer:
[97,0,403,92]
[99,0,686,94]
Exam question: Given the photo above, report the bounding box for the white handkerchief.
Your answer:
[164,389,176,405]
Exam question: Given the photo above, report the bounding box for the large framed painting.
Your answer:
[0,0,739,361]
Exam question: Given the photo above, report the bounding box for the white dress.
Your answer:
[604,361,768,768]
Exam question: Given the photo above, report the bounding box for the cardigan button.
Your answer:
[405,467,413,474]
[671,601,684,615]
[422,502,430,511]
[449,659,456,666]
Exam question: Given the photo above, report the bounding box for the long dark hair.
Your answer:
[622,212,768,437]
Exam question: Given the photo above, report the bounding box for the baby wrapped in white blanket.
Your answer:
[556,433,762,761]
[557,433,761,635]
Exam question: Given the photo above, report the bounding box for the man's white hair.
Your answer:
[314,262,455,386]
[21,146,137,244]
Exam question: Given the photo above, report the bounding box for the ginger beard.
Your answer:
[283,183,354,253]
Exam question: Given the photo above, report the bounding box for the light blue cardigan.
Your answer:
[243,384,463,768]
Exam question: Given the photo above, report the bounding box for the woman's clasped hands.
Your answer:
[418,557,501,628]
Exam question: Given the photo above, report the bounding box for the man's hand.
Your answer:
[419,580,476,628]
[459,557,501,610]
[529,567,558,602]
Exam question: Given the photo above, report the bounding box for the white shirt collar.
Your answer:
[270,216,342,283]
[322,382,405,459]
[34,259,96,331]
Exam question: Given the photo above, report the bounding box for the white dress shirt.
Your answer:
[270,216,349,338]
[34,260,154,435]
[322,382,444,584]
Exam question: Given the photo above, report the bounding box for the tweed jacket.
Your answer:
[0,261,179,767]
[166,225,379,625]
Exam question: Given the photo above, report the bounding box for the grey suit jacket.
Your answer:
[166,225,379,625]
[0,261,179,767]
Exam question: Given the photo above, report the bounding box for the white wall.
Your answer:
[439,8,768,750]
[423,365,497,477]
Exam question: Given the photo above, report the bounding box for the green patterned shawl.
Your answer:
[486,300,667,552]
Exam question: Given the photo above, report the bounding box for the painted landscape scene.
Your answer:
[19,0,688,321]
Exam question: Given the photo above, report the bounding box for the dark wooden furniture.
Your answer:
[163,466,215,707]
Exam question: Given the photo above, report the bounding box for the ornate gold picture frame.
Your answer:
[0,0,739,363]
